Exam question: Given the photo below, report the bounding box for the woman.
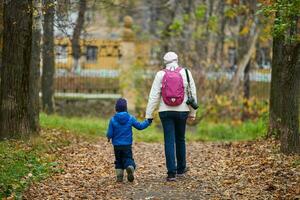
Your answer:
[145,52,197,181]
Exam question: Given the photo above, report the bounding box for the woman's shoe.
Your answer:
[166,173,176,181]
[177,167,189,177]
[126,165,135,182]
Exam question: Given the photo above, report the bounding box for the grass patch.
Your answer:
[40,113,267,142]
[0,131,70,199]
[0,143,48,198]
[192,118,267,141]
[292,159,300,167]
[40,113,108,138]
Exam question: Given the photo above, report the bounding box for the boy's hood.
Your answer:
[114,112,131,125]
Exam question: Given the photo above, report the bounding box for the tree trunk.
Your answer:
[30,0,42,131]
[159,0,180,53]
[269,14,300,154]
[279,43,300,154]
[213,0,226,65]
[42,0,55,114]
[268,39,284,138]
[242,62,251,121]
[0,0,35,139]
[232,29,259,91]
[71,0,87,73]
[0,2,3,68]
[205,0,214,63]
[232,0,258,92]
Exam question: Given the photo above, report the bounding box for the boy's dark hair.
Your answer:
[115,98,127,112]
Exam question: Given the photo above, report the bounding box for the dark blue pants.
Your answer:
[159,111,189,175]
[114,145,136,169]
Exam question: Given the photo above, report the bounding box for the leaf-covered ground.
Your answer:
[24,131,300,200]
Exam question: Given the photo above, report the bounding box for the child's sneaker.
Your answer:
[126,165,135,182]
[166,173,176,181]
[116,169,124,182]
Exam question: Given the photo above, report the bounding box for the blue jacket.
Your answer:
[106,112,150,146]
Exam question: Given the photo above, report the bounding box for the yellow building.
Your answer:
[55,38,152,71]
[55,38,122,71]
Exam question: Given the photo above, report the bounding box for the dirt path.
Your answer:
[24,137,300,200]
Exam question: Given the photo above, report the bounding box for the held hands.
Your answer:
[147,118,153,124]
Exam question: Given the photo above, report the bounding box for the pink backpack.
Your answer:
[161,67,184,106]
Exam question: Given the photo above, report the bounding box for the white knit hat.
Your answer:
[163,52,178,64]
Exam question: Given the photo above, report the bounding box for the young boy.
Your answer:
[107,98,152,182]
